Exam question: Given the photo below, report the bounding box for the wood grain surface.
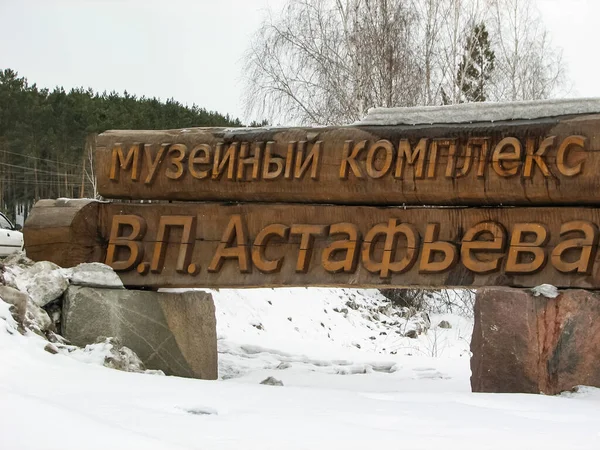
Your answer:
[96,114,600,205]
[23,199,600,289]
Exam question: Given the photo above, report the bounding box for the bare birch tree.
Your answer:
[413,0,446,105]
[82,133,98,199]
[244,0,422,125]
[244,0,567,125]
[488,0,565,101]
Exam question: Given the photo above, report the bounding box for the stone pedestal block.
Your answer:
[63,286,217,380]
[471,287,600,395]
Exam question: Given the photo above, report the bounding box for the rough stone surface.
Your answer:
[0,285,53,332]
[471,287,600,395]
[44,343,59,354]
[62,286,217,379]
[438,320,452,329]
[405,329,418,339]
[260,376,284,386]
[26,301,53,333]
[26,260,62,275]
[15,261,68,307]
[0,251,34,268]
[0,285,28,324]
[90,337,148,372]
[66,262,124,289]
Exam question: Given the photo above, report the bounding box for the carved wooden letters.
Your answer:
[23,200,600,289]
[24,111,600,289]
[95,114,600,205]
[103,208,600,286]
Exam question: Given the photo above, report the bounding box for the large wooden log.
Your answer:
[23,199,600,289]
[23,199,103,268]
[96,114,600,205]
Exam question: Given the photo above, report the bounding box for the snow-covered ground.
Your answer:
[2,288,600,450]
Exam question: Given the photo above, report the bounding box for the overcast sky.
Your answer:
[0,0,598,123]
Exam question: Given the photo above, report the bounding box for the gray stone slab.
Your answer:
[62,286,217,379]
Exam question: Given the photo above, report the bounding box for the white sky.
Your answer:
[0,0,597,123]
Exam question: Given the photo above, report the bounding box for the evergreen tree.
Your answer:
[457,23,495,103]
[0,69,243,222]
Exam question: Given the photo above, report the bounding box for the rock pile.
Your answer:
[1,254,122,334]
[0,253,151,374]
[0,252,217,379]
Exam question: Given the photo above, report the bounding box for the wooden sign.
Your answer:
[96,114,600,206]
[24,199,600,289]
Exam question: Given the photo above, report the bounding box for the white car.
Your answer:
[0,213,23,257]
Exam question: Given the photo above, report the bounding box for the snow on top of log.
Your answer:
[359,98,600,126]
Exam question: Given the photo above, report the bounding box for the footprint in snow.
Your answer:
[413,367,450,380]
[179,406,218,416]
